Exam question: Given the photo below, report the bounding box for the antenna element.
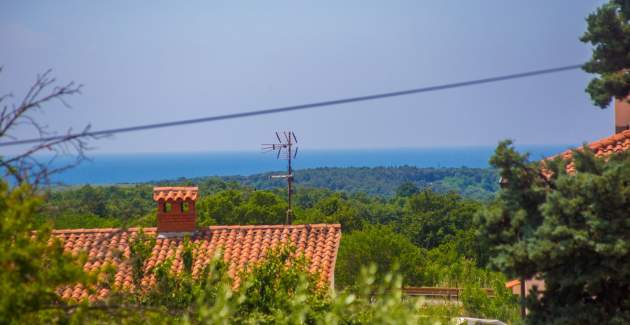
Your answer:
[262,131,299,224]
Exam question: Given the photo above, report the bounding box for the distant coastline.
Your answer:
[48,145,572,185]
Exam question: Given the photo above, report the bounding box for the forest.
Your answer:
[158,166,499,200]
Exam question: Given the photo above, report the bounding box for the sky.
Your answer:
[0,0,613,154]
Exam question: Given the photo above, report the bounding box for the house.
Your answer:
[54,186,341,301]
[507,99,630,297]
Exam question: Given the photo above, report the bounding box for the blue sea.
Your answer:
[48,145,572,185]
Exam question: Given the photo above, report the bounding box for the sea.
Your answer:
[46,145,572,185]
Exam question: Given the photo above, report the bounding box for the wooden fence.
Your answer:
[402,287,494,300]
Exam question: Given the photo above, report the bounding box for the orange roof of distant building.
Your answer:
[53,224,341,301]
[505,279,520,289]
[153,186,199,201]
[549,129,630,173]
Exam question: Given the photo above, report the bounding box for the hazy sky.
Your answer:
[0,0,612,154]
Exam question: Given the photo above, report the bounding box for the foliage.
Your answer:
[235,245,328,323]
[478,141,630,324]
[41,184,155,227]
[196,189,287,226]
[295,192,364,232]
[581,0,630,108]
[198,166,499,199]
[477,140,547,279]
[336,225,426,287]
[400,190,481,250]
[460,276,520,322]
[0,180,89,324]
[322,265,422,325]
[0,173,524,324]
[422,240,495,288]
[129,228,156,288]
[395,182,420,197]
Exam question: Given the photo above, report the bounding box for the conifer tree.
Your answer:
[582,0,630,108]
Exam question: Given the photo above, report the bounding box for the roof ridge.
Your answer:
[51,224,341,234]
[51,227,157,234]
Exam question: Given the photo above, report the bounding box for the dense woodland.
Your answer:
[163,166,499,200]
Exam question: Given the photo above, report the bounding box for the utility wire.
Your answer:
[0,64,583,147]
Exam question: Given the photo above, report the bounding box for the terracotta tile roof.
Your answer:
[505,279,520,289]
[53,224,341,301]
[153,187,199,202]
[549,130,630,173]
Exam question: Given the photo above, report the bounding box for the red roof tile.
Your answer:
[53,224,341,301]
[153,187,199,202]
[549,130,630,173]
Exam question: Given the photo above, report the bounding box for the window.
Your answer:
[164,202,172,212]
[182,201,190,213]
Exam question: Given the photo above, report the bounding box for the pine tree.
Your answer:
[582,0,630,108]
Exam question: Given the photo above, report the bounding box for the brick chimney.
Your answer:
[615,97,630,133]
[153,187,198,233]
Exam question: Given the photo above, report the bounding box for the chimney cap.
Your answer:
[153,186,199,202]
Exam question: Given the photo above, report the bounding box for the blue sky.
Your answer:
[0,0,611,153]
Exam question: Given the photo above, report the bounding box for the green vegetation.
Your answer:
[478,142,630,324]
[12,140,630,324]
[582,0,630,108]
[191,166,499,200]
[0,176,517,323]
[0,181,89,324]
[29,169,520,323]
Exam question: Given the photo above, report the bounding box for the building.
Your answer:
[54,186,341,301]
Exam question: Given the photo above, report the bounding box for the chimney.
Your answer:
[153,186,198,234]
[615,98,630,133]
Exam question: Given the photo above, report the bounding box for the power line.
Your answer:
[0,63,583,147]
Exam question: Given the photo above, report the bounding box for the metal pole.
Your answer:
[520,277,526,318]
[286,133,293,224]
[262,131,298,225]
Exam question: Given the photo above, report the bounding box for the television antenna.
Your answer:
[262,131,298,224]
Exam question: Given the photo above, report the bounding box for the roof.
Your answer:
[550,130,630,173]
[505,279,520,289]
[153,186,199,201]
[53,224,341,301]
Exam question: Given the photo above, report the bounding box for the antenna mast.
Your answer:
[262,131,298,224]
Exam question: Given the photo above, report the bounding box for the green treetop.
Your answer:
[582,0,630,108]
[478,141,630,324]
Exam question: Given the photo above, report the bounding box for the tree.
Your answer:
[400,190,481,250]
[526,150,630,324]
[0,68,94,188]
[478,141,630,324]
[296,193,364,232]
[581,0,630,108]
[335,225,426,287]
[196,189,287,226]
[0,180,89,323]
[395,181,419,197]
